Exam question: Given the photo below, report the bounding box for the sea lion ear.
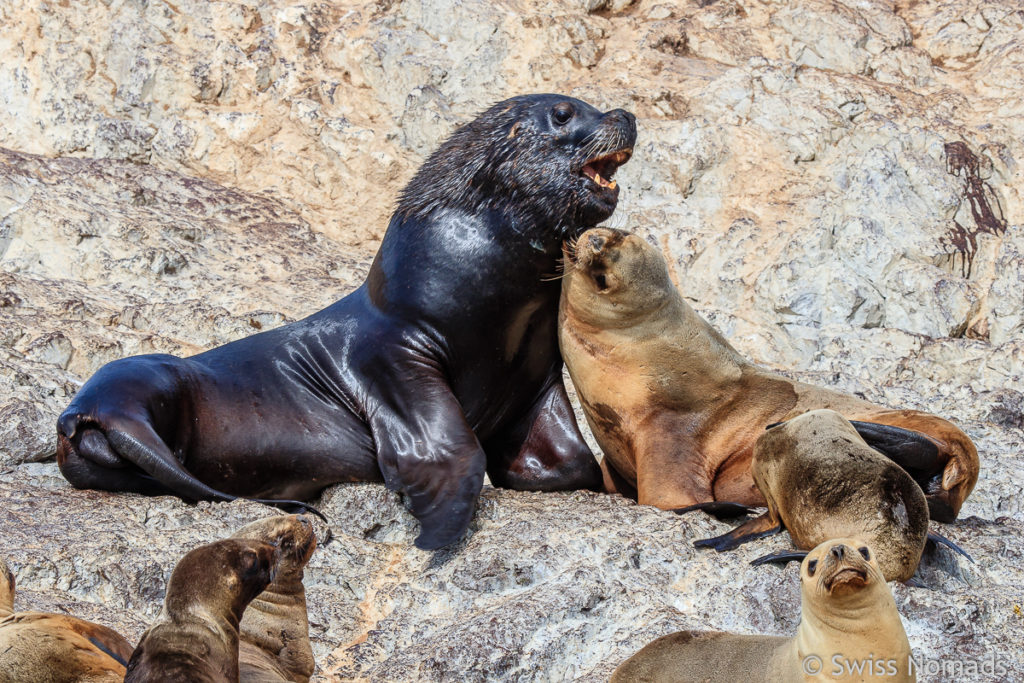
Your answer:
[942,460,964,490]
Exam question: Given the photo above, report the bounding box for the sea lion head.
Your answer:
[397,94,637,237]
[802,538,886,603]
[231,514,317,579]
[562,227,675,326]
[0,558,14,615]
[163,539,278,623]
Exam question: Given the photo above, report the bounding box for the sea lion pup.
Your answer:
[0,557,134,683]
[695,410,929,581]
[610,539,915,683]
[125,539,278,683]
[558,228,978,522]
[57,94,638,550]
[231,515,317,682]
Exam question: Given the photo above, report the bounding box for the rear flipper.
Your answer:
[671,501,759,519]
[750,549,807,567]
[848,421,941,472]
[60,425,328,522]
[693,512,783,552]
[926,531,974,563]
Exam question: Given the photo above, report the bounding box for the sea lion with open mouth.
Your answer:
[558,228,978,523]
[57,94,637,550]
[610,538,915,682]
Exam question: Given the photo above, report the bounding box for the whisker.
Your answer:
[540,271,572,282]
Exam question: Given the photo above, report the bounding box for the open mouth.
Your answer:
[581,149,632,190]
[825,567,868,591]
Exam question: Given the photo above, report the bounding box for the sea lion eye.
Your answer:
[552,103,575,126]
[859,547,870,560]
[807,559,817,576]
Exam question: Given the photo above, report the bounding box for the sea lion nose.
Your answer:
[830,544,846,561]
[604,108,637,136]
[589,234,606,252]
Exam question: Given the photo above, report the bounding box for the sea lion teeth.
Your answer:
[55,94,636,551]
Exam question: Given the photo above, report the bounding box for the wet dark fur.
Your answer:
[57,94,636,550]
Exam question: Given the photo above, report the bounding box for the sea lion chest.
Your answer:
[368,209,565,438]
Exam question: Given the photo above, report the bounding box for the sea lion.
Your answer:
[124,538,278,683]
[558,228,978,522]
[231,515,317,682]
[0,557,134,683]
[610,538,915,683]
[57,94,637,550]
[694,409,929,582]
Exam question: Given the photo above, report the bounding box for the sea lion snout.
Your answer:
[806,538,878,595]
[571,228,630,268]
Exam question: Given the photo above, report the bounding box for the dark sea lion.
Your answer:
[124,538,278,683]
[231,515,317,682]
[57,94,637,549]
[610,539,915,683]
[694,409,930,582]
[0,558,134,683]
[558,228,979,522]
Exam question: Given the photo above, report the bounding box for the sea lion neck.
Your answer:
[366,208,566,318]
[797,578,900,641]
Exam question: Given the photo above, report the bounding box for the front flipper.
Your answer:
[368,361,486,551]
[693,512,783,552]
[927,531,975,563]
[484,379,601,492]
[849,421,942,472]
[671,501,759,519]
[750,549,807,568]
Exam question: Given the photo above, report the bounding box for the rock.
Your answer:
[1,0,1023,680]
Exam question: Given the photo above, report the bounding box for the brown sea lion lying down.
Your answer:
[558,228,979,522]
[696,409,933,582]
[0,557,134,683]
[610,539,916,683]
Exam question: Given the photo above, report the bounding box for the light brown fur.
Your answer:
[611,539,915,682]
[728,410,929,582]
[559,228,978,520]
[231,515,318,682]
[0,558,133,683]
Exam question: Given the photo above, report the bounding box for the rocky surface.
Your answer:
[1,0,1023,681]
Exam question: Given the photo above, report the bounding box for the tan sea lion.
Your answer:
[124,538,278,683]
[0,557,134,683]
[696,409,930,581]
[558,228,979,522]
[610,538,915,682]
[231,515,318,682]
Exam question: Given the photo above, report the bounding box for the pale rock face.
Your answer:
[1,0,1023,680]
